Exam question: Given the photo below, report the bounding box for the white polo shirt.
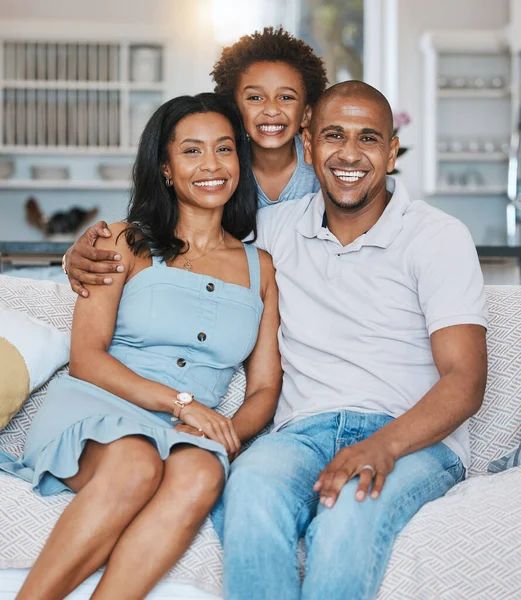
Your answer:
[256,176,488,468]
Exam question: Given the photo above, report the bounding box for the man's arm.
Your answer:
[314,324,487,507]
[64,221,125,297]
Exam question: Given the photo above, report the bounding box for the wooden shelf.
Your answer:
[2,79,122,90]
[438,87,510,98]
[0,180,131,190]
[438,152,508,162]
[0,145,137,155]
[2,80,164,92]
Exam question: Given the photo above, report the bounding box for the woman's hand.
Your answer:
[64,221,125,297]
[180,400,241,459]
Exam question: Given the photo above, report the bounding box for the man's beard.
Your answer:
[326,190,369,211]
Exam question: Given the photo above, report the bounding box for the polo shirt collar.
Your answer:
[296,176,411,249]
[295,190,327,238]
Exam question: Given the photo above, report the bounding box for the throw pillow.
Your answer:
[0,306,70,429]
[488,444,521,473]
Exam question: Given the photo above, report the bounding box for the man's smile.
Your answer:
[331,168,368,184]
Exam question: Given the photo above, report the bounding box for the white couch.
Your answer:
[1,275,521,599]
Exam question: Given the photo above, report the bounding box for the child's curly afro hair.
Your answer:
[211,26,328,107]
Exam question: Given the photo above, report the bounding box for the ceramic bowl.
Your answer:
[98,164,133,181]
[0,161,14,179]
[31,166,69,180]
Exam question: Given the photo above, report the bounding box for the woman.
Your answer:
[0,93,281,599]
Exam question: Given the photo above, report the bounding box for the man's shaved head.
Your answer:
[310,80,394,138]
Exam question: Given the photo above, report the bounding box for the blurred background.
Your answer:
[0,0,520,283]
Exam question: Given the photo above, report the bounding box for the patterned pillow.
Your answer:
[0,275,76,333]
[468,287,521,475]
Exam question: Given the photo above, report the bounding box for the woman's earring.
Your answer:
[165,177,173,187]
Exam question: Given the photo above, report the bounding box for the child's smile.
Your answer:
[257,123,288,137]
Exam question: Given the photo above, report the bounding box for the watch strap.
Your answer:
[172,399,184,420]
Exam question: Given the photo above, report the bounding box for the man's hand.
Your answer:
[64,221,125,297]
[313,435,398,508]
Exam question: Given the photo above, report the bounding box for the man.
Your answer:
[64,82,487,599]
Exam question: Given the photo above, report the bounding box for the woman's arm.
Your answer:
[69,222,177,414]
[231,250,282,444]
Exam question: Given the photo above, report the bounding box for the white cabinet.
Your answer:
[420,30,514,245]
[420,30,511,197]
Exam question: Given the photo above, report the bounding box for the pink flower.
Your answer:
[393,112,411,130]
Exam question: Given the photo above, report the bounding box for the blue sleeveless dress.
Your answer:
[0,244,264,496]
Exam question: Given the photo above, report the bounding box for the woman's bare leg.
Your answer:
[91,445,224,600]
[17,436,163,600]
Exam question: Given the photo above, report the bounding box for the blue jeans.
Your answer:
[212,410,464,600]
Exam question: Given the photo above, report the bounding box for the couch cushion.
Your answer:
[3,462,521,598]
[0,471,224,595]
[0,275,76,333]
[469,286,521,475]
[378,467,521,599]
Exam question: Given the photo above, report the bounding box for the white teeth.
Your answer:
[193,179,226,187]
[332,169,367,182]
[258,125,285,132]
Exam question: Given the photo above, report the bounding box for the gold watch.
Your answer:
[61,253,68,275]
[171,392,194,421]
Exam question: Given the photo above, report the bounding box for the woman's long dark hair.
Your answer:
[124,93,257,262]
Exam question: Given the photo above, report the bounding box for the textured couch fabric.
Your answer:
[1,276,521,598]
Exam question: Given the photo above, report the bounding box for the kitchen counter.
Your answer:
[0,241,70,273]
[476,246,521,258]
[0,242,71,255]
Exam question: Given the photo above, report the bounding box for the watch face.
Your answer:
[177,392,193,405]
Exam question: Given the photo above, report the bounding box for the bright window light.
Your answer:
[211,0,263,46]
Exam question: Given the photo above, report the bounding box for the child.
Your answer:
[212,26,328,206]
